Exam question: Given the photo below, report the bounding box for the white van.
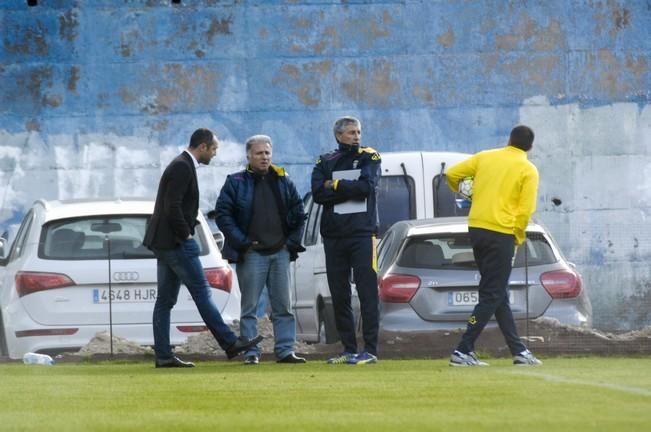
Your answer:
[291,151,471,343]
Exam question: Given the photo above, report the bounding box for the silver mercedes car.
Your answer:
[377,217,592,333]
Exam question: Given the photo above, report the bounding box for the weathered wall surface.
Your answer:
[1,0,650,329]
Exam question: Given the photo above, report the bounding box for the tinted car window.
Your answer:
[433,175,470,217]
[397,232,556,270]
[377,175,416,237]
[39,216,209,260]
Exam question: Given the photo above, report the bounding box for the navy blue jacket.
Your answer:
[215,165,306,263]
[311,144,381,238]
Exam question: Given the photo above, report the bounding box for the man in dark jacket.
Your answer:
[311,116,381,365]
[144,128,262,368]
[215,134,306,365]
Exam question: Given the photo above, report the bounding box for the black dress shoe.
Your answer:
[155,356,195,368]
[277,353,307,364]
[225,335,264,360]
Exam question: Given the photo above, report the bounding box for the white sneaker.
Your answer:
[449,350,489,367]
[513,349,542,366]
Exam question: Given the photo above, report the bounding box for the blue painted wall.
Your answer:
[1,0,650,330]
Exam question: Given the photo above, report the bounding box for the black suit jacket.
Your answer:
[143,152,200,250]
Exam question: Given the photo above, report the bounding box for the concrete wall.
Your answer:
[1,0,650,329]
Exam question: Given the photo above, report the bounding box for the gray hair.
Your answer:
[333,116,361,137]
[245,134,273,152]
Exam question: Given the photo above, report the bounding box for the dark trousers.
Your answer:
[323,236,379,356]
[456,228,527,356]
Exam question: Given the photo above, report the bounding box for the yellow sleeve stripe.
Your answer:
[372,235,378,272]
[333,179,340,190]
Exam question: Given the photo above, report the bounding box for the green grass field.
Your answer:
[1,357,649,431]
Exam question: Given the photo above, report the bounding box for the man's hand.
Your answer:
[324,180,334,189]
[247,240,260,252]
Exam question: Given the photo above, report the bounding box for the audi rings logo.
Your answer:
[113,271,140,282]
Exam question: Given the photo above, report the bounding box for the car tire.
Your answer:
[319,302,339,345]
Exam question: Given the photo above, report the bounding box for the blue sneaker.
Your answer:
[327,352,356,364]
[347,352,378,365]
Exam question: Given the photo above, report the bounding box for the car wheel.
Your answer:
[318,302,339,345]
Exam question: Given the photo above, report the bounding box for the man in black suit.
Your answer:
[144,128,262,368]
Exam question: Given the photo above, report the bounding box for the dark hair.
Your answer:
[509,125,535,151]
[189,128,215,149]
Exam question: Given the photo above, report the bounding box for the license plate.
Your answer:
[92,288,157,304]
[448,290,514,306]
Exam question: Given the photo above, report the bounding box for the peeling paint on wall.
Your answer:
[272,61,333,107]
[58,9,79,42]
[341,60,399,107]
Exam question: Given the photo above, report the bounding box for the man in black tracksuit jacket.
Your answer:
[311,116,382,365]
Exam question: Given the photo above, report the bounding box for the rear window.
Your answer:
[376,175,416,237]
[39,215,208,260]
[433,175,470,217]
[397,232,557,270]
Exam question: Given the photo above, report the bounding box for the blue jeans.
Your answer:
[152,238,237,360]
[236,248,295,359]
[257,286,269,318]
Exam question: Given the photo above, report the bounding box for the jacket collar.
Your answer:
[505,145,528,158]
[246,164,286,177]
[183,149,200,168]
[337,142,360,153]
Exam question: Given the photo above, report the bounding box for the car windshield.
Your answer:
[397,232,557,270]
[39,215,208,260]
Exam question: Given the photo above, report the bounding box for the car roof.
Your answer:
[34,198,155,222]
[393,217,546,237]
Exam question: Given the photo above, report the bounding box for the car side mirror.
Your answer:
[213,231,225,251]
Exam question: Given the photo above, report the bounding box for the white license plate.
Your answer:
[92,288,157,304]
[448,290,514,306]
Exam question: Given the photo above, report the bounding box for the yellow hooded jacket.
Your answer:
[446,146,539,245]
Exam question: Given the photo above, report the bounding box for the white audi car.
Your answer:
[0,198,240,359]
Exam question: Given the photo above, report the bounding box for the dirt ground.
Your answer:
[28,317,651,364]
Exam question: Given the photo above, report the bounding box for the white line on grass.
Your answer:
[502,370,651,397]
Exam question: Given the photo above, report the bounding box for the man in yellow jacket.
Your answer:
[446,125,542,366]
